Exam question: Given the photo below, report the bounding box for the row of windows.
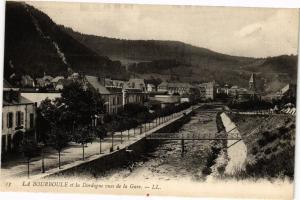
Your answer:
[5,112,34,129]
[111,96,122,105]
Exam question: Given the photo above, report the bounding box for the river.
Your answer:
[88,106,223,182]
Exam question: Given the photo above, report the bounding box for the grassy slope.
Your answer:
[228,113,295,179]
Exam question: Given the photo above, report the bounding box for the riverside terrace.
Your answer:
[1,104,201,180]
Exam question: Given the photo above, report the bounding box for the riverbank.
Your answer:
[228,113,295,180]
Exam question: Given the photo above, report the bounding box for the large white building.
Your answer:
[198,82,216,100]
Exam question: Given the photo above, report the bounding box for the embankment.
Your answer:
[204,112,248,179]
[202,112,228,178]
[228,113,295,179]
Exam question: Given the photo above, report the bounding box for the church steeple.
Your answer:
[249,73,256,91]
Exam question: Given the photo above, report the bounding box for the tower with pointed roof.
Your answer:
[249,73,256,92]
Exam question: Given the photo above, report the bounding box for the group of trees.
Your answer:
[22,82,105,175]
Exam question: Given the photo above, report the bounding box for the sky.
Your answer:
[26,1,299,58]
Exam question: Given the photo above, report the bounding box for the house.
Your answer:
[68,72,80,80]
[274,83,297,100]
[157,81,168,93]
[127,78,146,91]
[146,83,156,92]
[21,75,35,87]
[85,76,123,114]
[98,77,125,89]
[122,88,146,106]
[55,78,73,91]
[149,94,180,108]
[21,92,61,107]
[51,76,64,86]
[157,82,194,96]
[2,80,37,153]
[85,76,147,114]
[228,85,239,96]
[36,74,54,88]
[198,82,216,100]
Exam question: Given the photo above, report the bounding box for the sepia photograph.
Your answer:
[0,0,299,199]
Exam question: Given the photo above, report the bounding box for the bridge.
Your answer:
[145,126,242,157]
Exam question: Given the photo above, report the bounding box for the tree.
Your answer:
[39,98,71,169]
[105,120,120,151]
[48,124,70,169]
[73,126,95,160]
[95,125,107,154]
[20,139,40,178]
[60,82,104,127]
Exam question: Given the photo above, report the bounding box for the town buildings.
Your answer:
[2,80,37,153]
[21,75,35,87]
[85,75,123,114]
[85,76,146,114]
[36,74,53,88]
[51,76,64,88]
[20,92,61,107]
[126,78,146,91]
[157,82,194,95]
[264,83,297,102]
[197,81,216,100]
[146,83,156,92]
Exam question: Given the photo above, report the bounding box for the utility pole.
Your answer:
[181,139,185,158]
[111,132,114,151]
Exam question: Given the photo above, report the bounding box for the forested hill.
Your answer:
[4,2,128,84]
[62,26,297,91]
[62,26,255,66]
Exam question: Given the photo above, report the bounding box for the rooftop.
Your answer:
[3,95,34,106]
[85,75,112,94]
[159,82,193,88]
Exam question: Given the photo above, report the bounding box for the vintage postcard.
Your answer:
[0,0,299,199]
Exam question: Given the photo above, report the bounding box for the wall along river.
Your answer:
[82,105,224,182]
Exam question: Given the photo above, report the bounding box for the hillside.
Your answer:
[63,27,297,91]
[62,26,254,65]
[4,2,128,85]
[229,113,295,179]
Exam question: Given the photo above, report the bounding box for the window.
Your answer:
[16,111,24,127]
[7,112,13,128]
[29,113,34,129]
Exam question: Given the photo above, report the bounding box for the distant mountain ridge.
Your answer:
[63,26,297,92]
[62,26,255,65]
[4,2,297,93]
